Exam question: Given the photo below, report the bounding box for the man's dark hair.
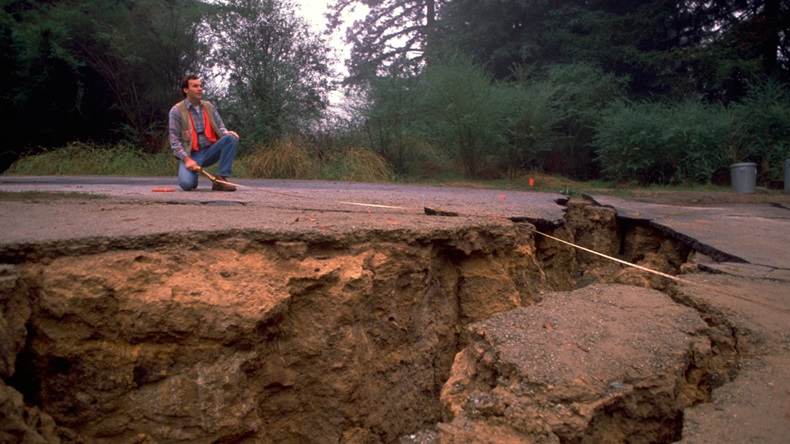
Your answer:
[181,74,200,97]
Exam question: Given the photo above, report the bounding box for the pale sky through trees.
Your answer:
[293,0,369,112]
[293,0,369,71]
[293,0,330,30]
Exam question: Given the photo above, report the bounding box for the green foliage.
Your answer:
[668,101,745,184]
[540,63,627,178]
[355,60,627,180]
[361,76,425,174]
[499,66,565,178]
[414,56,506,178]
[208,0,333,146]
[1,0,333,171]
[1,0,210,168]
[50,0,206,143]
[592,101,675,184]
[592,100,744,185]
[435,0,788,101]
[731,78,790,183]
[593,80,790,186]
[6,142,175,176]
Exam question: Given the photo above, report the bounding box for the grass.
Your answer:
[5,139,396,183]
[243,139,320,180]
[6,141,176,176]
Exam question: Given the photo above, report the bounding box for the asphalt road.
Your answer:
[1,176,789,274]
[591,195,790,271]
[0,175,566,244]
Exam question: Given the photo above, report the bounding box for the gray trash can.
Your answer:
[785,159,790,193]
[730,162,756,194]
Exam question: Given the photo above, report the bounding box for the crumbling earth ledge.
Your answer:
[1,222,548,443]
[439,285,713,443]
[0,197,764,443]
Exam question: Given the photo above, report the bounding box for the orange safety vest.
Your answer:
[176,101,221,154]
[187,107,218,151]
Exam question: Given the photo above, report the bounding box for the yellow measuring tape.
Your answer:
[528,227,790,314]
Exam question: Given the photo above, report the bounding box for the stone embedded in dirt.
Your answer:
[439,284,712,443]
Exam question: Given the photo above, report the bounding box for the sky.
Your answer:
[293,0,331,30]
[292,0,369,65]
[292,0,369,111]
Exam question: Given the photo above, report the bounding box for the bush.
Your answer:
[665,100,747,184]
[500,67,565,178]
[593,98,758,186]
[414,55,506,178]
[592,101,675,184]
[362,76,425,174]
[732,78,790,185]
[541,63,627,179]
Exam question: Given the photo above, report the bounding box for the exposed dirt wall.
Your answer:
[2,222,555,443]
[0,199,739,443]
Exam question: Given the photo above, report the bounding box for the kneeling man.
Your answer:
[169,75,239,191]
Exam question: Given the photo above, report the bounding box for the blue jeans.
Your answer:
[178,134,239,191]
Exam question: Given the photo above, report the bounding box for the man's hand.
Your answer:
[184,156,199,172]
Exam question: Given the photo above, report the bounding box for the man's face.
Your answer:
[184,79,203,103]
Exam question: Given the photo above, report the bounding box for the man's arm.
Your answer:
[169,106,199,171]
[212,106,239,140]
[168,106,189,160]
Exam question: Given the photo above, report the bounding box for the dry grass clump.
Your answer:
[244,139,320,179]
[243,139,394,182]
[324,147,394,182]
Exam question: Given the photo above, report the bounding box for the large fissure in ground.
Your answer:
[0,198,744,443]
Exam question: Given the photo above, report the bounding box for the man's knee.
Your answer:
[225,134,240,149]
[179,177,198,191]
[178,168,199,190]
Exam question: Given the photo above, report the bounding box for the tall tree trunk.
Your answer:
[761,0,781,75]
[424,0,435,65]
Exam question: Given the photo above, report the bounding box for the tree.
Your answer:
[58,0,210,147]
[361,75,424,174]
[327,0,443,85]
[693,0,790,102]
[207,0,334,145]
[1,0,103,170]
[413,55,505,177]
[434,0,789,99]
[1,0,209,168]
[436,1,703,94]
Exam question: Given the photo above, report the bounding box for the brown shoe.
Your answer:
[212,176,236,192]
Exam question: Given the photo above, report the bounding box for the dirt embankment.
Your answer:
[0,199,757,443]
